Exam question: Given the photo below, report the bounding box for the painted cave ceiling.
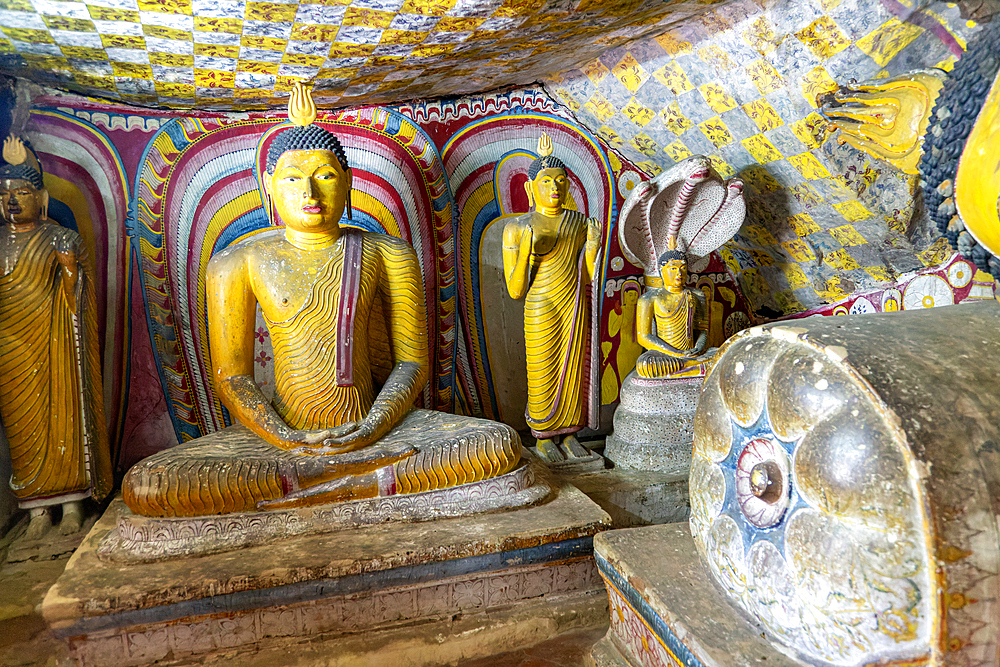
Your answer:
[0,0,726,110]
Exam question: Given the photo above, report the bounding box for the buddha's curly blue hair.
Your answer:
[658,249,687,267]
[527,155,566,180]
[266,125,349,174]
[0,139,44,190]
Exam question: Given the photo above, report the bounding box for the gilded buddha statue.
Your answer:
[123,85,520,517]
[501,134,602,463]
[617,157,746,381]
[634,246,712,379]
[0,136,112,538]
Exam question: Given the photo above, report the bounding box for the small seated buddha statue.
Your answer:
[123,85,520,517]
[634,245,714,380]
[616,156,745,381]
[603,156,744,471]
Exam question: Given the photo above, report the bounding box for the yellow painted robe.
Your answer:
[0,223,111,507]
[522,210,598,438]
[265,231,426,430]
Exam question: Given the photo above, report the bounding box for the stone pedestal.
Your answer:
[591,523,792,667]
[603,372,701,474]
[42,470,611,667]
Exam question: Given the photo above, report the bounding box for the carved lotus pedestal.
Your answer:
[593,302,1000,667]
[41,458,611,667]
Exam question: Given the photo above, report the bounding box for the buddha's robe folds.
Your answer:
[265,231,420,430]
[521,210,599,439]
[123,230,520,517]
[0,223,111,508]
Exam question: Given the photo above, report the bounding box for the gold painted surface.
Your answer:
[955,69,1000,259]
[0,151,111,506]
[123,87,518,515]
[821,71,944,175]
[634,259,712,379]
[123,410,520,516]
[502,142,601,441]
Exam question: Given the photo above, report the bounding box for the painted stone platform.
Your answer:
[42,469,611,667]
[591,523,792,667]
[603,372,701,474]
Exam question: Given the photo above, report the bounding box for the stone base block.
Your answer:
[604,373,701,474]
[222,586,609,667]
[592,523,797,667]
[43,473,611,667]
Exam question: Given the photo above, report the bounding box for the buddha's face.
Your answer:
[528,167,568,210]
[0,179,44,226]
[267,149,351,233]
[660,259,687,291]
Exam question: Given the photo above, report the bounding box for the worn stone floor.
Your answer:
[0,513,81,667]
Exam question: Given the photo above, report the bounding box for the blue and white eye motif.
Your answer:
[734,437,789,529]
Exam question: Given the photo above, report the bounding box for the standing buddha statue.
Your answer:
[0,135,112,538]
[501,133,602,463]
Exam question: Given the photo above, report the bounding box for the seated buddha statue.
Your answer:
[616,157,745,382]
[603,157,744,471]
[123,85,520,517]
[634,246,715,380]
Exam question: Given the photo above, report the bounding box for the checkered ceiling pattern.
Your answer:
[544,0,979,315]
[0,0,728,109]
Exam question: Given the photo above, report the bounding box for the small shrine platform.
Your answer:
[42,464,611,667]
[591,523,795,667]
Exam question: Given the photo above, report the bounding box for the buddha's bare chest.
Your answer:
[248,248,336,321]
[247,245,378,324]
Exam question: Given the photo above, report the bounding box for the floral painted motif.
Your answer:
[660,102,693,135]
[698,116,733,149]
[652,61,693,95]
[613,53,649,92]
[795,16,851,59]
